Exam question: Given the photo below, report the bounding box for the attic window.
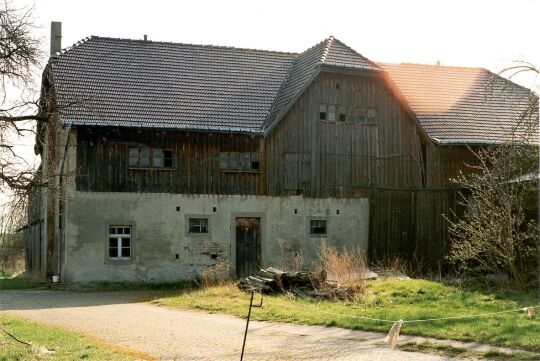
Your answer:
[220,152,261,172]
[319,105,327,120]
[356,107,366,122]
[129,147,174,169]
[367,109,376,123]
[338,106,347,122]
[327,105,336,121]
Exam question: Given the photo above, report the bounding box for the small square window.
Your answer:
[251,153,260,170]
[356,107,366,122]
[319,104,327,120]
[310,220,327,235]
[139,148,150,167]
[189,218,209,233]
[163,150,173,168]
[367,109,376,123]
[128,148,139,166]
[153,149,164,168]
[327,105,336,121]
[337,106,347,122]
[229,152,239,170]
[240,153,251,171]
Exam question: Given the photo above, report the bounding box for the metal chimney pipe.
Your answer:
[50,21,62,56]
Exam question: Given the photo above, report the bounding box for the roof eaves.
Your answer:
[64,119,262,135]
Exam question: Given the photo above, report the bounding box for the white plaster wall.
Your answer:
[63,192,368,283]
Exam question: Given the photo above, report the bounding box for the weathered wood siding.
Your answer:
[265,71,425,197]
[427,145,479,187]
[76,127,265,195]
[368,188,462,270]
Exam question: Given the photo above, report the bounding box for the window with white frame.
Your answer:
[188,218,209,233]
[109,226,131,260]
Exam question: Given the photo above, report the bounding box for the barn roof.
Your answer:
[49,35,378,134]
[48,36,536,144]
[382,63,538,144]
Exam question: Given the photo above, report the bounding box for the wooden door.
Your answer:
[235,217,261,277]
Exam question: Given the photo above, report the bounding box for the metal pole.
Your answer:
[240,290,263,361]
[240,291,254,361]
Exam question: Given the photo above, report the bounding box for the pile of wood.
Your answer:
[237,267,353,300]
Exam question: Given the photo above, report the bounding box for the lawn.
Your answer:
[154,279,540,351]
[0,314,143,360]
[0,271,45,290]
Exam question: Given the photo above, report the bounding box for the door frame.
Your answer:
[230,212,265,278]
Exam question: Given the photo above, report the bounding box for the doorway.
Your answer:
[235,217,261,277]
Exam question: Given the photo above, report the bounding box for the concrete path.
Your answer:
[0,290,498,360]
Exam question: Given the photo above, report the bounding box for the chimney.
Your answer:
[50,21,62,56]
[436,60,440,66]
[144,34,148,41]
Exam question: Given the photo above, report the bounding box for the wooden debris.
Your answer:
[237,267,353,300]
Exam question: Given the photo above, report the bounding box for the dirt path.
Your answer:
[0,290,475,360]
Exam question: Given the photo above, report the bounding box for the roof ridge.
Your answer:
[90,35,298,55]
[381,62,484,70]
[320,36,335,62]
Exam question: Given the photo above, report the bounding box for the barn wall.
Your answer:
[265,71,425,197]
[62,192,368,282]
[75,127,265,195]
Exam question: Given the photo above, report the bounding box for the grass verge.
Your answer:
[154,279,540,351]
[0,314,143,360]
[0,271,45,290]
[399,342,540,360]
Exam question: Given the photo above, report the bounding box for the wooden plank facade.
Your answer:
[76,128,265,195]
[266,71,427,197]
[71,69,477,269]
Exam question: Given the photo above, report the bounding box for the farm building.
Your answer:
[25,23,537,282]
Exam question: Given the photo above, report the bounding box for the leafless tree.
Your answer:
[0,1,50,207]
[447,64,539,289]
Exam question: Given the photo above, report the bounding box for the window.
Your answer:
[337,106,347,122]
[327,105,336,121]
[189,218,208,233]
[109,226,131,260]
[310,220,327,235]
[319,104,327,120]
[356,107,366,122]
[367,109,376,123]
[129,147,174,169]
[220,152,261,172]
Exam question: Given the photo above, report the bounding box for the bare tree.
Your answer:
[0,1,50,207]
[447,64,539,289]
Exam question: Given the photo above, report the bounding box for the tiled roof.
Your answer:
[382,63,538,144]
[51,37,296,132]
[49,36,536,144]
[50,36,380,134]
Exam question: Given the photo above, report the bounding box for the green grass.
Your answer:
[0,314,143,360]
[399,342,540,360]
[154,279,540,351]
[0,272,45,290]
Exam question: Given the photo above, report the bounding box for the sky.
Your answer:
[26,0,539,82]
[3,0,540,204]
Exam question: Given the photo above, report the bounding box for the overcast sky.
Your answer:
[27,0,539,85]
[3,0,539,204]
